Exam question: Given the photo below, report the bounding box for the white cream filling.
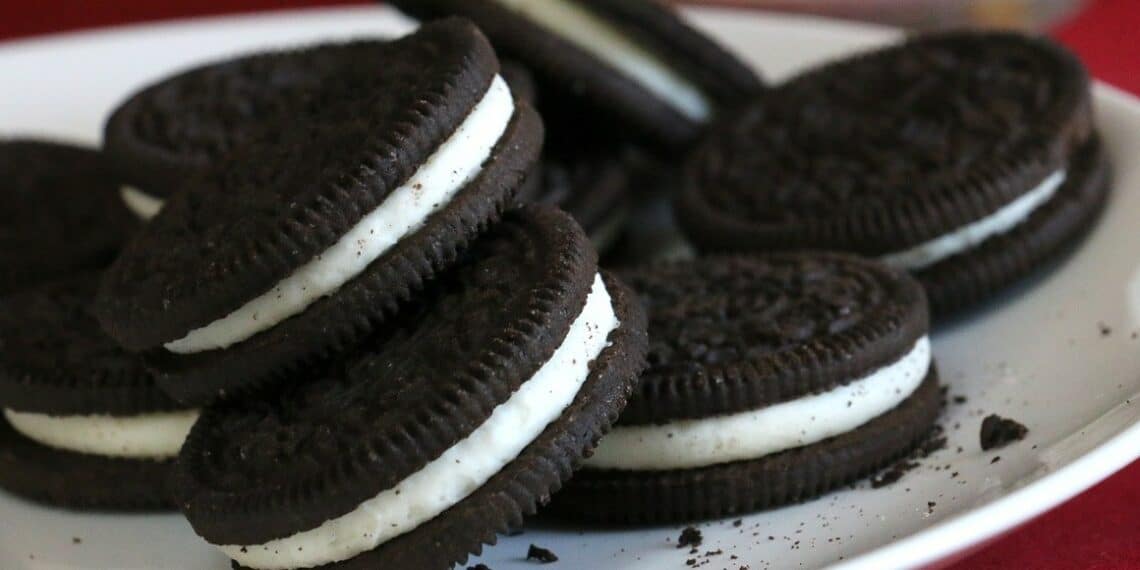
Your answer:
[165,76,515,354]
[881,170,1066,270]
[220,274,618,570]
[3,408,198,459]
[490,0,711,122]
[120,185,165,220]
[585,336,931,471]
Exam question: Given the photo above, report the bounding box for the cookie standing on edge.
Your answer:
[555,254,941,523]
[680,32,1110,317]
[0,140,137,296]
[0,275,197,510]
[388,0,762,149]
[96,19,544,405]
[104,39,392,219]
[174,207,648,569]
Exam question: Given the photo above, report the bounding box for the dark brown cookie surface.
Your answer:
[0,140,137,296]
[104,39,393,196]
[0,415,175,511]
[148,100,543,405]
[617,253,928,425]
[389,0,762,150]
[177,206,594,543]
[917,137,1109,315]
[682,31,1091,253]
[178,208,649,570]
[680,31,1100,317]
[98,18,505,349]
[0,274,179,416]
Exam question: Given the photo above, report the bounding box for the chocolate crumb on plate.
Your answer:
[677,526,703,549]
[526,544,558,563]
[980,414,1030,450]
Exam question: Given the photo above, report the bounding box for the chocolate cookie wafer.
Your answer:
[174,207,648,569]
[554,253,941,523]
[680,31,1108,317]
[104,39,392,219]
[96,19,544,405]
[0,274,196,510]
[0,140,136,296]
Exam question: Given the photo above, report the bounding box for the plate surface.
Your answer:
[1,6,1138,570]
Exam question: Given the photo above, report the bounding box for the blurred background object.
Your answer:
[689,0,1085,30]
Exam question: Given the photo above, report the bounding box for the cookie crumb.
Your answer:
[991,456,1002,464]
[72,537,81,545]
[980,414,1029,450]
[1098,322,1112,337]
[677,526,703,549]
[526,544,558,563]
[733,519,743,527]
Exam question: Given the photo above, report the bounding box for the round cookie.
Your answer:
[679,31,1107,317]
[96,19,545,405]
[388,0,763,150]
[174,207,648,570]
[553,253,941,523]
[0,140,137,296]
[0,274,196,510]
[104,39,392,219]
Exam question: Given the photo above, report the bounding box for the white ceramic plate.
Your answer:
[1,6,1138,570]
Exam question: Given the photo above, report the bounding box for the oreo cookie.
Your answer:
[174,207,648,569]
[554,253,941,523]
[389,0,763,150]
[96,19,544,404]
[0,274,196,510]
[680,31,1108,317]
[0,140,136,296]
[104,39,391,219]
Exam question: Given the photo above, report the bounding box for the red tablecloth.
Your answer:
[1,1,1137,568]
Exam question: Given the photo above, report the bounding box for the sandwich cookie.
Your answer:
[554,253,941,523]
[0,274,196,510]
[679,31,1108,317]
[388,0,763,149]
[104,39,392,219]
[96,19,544,404]
[0,140,136,296]
[174,207,648,569]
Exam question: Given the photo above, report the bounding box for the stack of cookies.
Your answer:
[0,1,1109,569]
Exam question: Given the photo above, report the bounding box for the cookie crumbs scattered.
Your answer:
[991,456,1002,464]
[980,415,1029,450]
[677,526,703,549]
[927,501,936,515]
[526,544,558,563]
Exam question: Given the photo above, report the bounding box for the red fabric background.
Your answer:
[0,1,1137,567]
